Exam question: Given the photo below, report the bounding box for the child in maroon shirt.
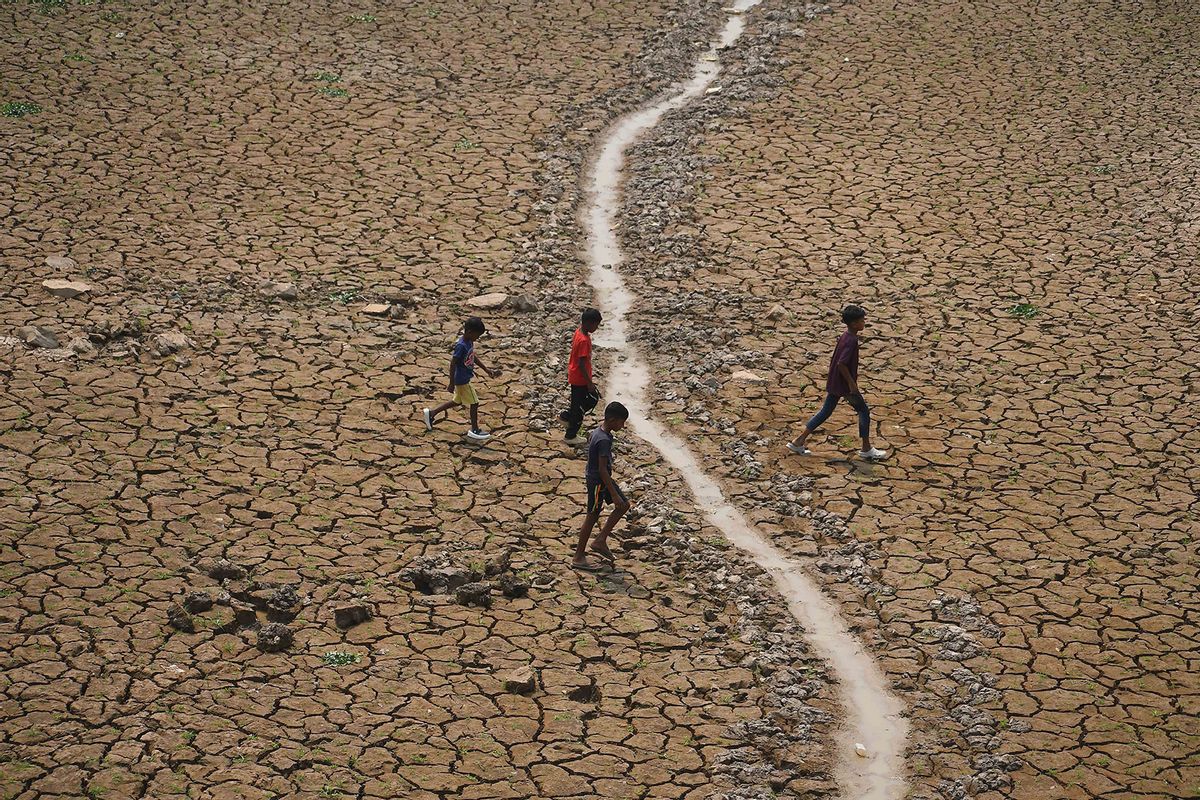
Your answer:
[788,305,887,460]
[561,308,602,445]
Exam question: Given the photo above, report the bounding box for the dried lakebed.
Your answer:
[581,1,907,797]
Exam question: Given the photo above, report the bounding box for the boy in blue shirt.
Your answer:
[572,402,631,571]
[423,317,498,441]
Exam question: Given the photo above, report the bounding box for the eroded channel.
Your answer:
[580,2,909,797]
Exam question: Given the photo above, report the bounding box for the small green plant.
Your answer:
[321,651,361,667]
[33,0,67,11]
[1,101,42,118]
[319,786,343,798]
[318,86,348,98]
[1008,302,1039,319]
[326,289,360,303]
[63,53,89,63]
[313,71,340,83]
[453,136,476,152]
[348,12,375,22]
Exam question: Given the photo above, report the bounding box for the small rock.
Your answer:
[151,331,192,357]
[511,294,538,312]
[730,370,767,385]
[256,623,293,653]
[467,292,508,310]
[766,304,789,321]
[45,255,78,271]
[260,281,298,301]
[167,604,194,633]
[41,279,93,299]
[503,666,537,694]
[182,591,213,614]
[199,557,246,582]
[17,326,59,349]
[454,581,492,609]
[67,337,95,356]
[494,573,529,599]
[855,743,869,758]
[333,602,371,629]
[361,303,391,316]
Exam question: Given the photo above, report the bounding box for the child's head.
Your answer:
[841,304,867,332]
[581,307,602,333]
[603,401,629,432]
[463,316,486,341]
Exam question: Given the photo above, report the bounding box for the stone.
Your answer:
[45,255,77,271]
[511,294,538,312]
[361,303,391,316]
[182,591,213,614]
[495,573,529,599]
[503,666,537,694]
[730,370,767,385]
[454,581,492,609]
[199,557,246,581]
[256,623,293,653]
[467,292,508,310]
[167,603,194,633]
[260,281,298,301]
[67,338,95,356]
[151,331,192,356]
[41,279,93,299]
[855,743,869,758]
[333,601,371,629]
[766,304,789,321]
[17,326,59,349]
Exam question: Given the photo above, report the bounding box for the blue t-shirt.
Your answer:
[586,427,614,484]
[452,338,475,385]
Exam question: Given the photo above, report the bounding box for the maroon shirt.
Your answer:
[826,330,859,396]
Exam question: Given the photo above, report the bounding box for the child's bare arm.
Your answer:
[448,356,460,392]
[599,457,621,499]
[839,364,858,395]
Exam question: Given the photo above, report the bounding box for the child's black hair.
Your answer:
[464,316,486,334]
[841,305,866,325]
[581,307,602,324]
[604,401,629,421]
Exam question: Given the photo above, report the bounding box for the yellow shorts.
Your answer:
[453,383,479,406]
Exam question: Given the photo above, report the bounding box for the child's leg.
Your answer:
[565,386,587,438]
[430,400,458,422]
[574,511,601,563]
[790,394,839,446]
[469,403,480,431]
[591,487,629,556]
[846,392,872,450]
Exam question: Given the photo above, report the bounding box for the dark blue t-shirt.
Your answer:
[452,338,475,385]
[586,427,614,484]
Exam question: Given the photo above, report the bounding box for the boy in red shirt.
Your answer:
[561,308,602,445]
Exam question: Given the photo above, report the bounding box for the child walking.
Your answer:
[572,401,631,571]
[561,308,602,446]
[788,304,888,460]
[423,316,498,441]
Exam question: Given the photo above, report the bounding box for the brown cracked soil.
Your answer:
[3,0,1198,799]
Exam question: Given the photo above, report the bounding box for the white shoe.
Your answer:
[466,429,491,441]
[565,435,588,446]
[786,443,812,456]
[423,408,433,432]
[860,447,888,460]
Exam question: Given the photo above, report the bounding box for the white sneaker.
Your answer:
[565,435,588,446]
[466,429,491,441]
[423,408,433,432]
[786,443,812,456]
[860,447,888,460]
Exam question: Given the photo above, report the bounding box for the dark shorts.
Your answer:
[586,479,627,515]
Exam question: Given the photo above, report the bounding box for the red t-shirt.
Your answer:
[568,328,592,386]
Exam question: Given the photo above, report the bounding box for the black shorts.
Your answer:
[586,479,627,515]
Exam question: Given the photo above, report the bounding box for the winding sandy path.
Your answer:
[580,2,908,797]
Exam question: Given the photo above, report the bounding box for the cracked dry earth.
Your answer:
[617,0,1200,798]
[0,1,844,799]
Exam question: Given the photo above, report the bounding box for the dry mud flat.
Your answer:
[614,0,1200,798]
[0,1,847,799]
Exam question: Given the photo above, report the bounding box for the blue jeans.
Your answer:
[806,393,870,441]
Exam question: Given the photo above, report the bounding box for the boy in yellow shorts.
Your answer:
[423,317,498,441]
